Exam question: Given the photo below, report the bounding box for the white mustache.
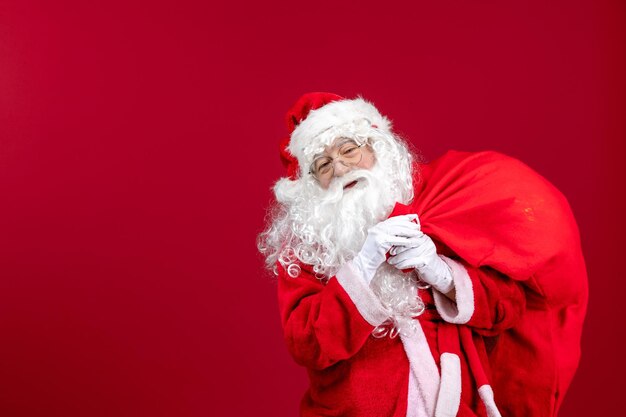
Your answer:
[321,169,373,203]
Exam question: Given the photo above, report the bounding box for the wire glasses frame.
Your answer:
[308,139,366,182]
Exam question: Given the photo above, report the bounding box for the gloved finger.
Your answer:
[381,215,421,228]
[392,235,432,249]
[382,235,424,247]
[381,224,422,237]
[390,242,423,255]
[392,247,428,265]
[388,248,412,263]
[385,213,418,222]
[389,245,409,256]
[388,255,422,270]
[396,259,420,269]
[402,213,419,224]
[372,222,420,238]
[387,254,405,266]
[381,217,421,230]
[402,213,421,229]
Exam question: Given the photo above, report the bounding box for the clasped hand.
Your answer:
[353,214,454,293]
[352,214,422,284]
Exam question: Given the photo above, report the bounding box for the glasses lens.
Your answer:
[313,158,333,178]
[339,142,362,163]
[311,140,364,181]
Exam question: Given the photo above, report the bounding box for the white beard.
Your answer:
[283,162,400,276]
[259,140,425,337]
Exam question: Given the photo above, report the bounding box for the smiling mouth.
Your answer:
[344,180,358,189]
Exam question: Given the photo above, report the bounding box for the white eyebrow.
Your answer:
[312,137,358,160]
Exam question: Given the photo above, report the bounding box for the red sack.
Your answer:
[404,150,588,416]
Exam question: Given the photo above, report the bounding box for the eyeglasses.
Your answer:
[309,139,365,182]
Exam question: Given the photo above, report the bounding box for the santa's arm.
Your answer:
[277,261,390,370]
[431,257,526,336]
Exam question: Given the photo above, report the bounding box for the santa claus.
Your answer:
[258,93,587,417]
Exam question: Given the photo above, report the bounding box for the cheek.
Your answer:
[360,149,376,169]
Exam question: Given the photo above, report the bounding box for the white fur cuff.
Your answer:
[432,256,474,324]
[335,261,391,326]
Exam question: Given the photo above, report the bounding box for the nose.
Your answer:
[332,160,351,177]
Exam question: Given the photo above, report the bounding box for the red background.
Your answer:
[0,0,624,416]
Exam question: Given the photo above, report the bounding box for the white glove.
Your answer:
[387,233,454,293]
[352,214,422,285]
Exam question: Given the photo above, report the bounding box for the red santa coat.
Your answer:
[276,151,588,417]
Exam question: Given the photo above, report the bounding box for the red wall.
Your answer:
[0,1,624,415]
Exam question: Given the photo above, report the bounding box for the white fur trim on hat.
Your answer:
[287,97,392,174]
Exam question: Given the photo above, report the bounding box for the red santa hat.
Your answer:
[280,92,393,179]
